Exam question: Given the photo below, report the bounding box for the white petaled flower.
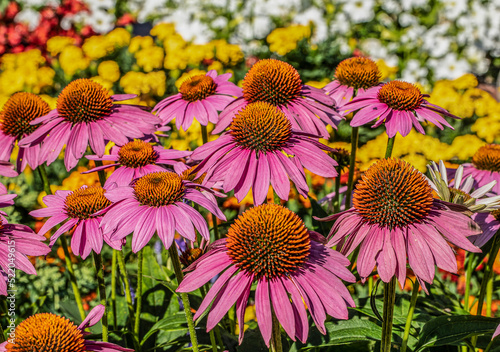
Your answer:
[427,160,500,213]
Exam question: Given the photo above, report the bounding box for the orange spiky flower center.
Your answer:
[335,57,381,89]
[226,204,310,279]
[64,185,111,219]
[179,75,217,102]
[57,78,114,124]
[118,140,158,168]
[0,92,50,138]
[230,101,291,153]
[472,144,500,172]
[243,59,302,106]
[377,80,424,111]
[491,209,500,222]
[353,158,433,229]
[179,165,206,185]
[5,313,86,352]
[448,187,473,203]
[133,171,185,207]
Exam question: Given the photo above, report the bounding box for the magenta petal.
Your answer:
[255,278,273,346]
[178,252,233,292]
[78,304,105,330]
[253,155,271,205]
[131,208,157,252]
[269,277,295,340]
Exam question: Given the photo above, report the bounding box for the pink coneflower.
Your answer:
[0,183,16,223]
[462,144,500,195]
[19,79,160,171]
[342,80,458,137]
[0,161,16,178]
[153,70,242,131]
[0,220,50,296]
[213,59,342,139]
[84,139,192,187]
[319,158,481,289]
[0,92,51,171]
[323,57,382,109]
[0,305,132,352]
[30,185,122,259]
[177,204,355,345]
[192,102,338,205]
[100,171,226,253]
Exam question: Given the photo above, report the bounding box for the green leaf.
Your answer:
[141,312,188,344]
[310,197,331,237]
[415,315,500,351]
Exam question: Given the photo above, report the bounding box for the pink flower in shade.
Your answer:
[0,220,50,296]
[177,204,355,346]
[0,183,16,223]
[323,57,382,110]
[100,171,226,253]
[342,80,458,138]
[19,79,160,171]
[0,304,133,352]
[213,59,342,139]
[318,158,482,291]
[0,92,51,171]
[0,161,17,178]
[192,102,338,205]
[30,185,122,259]
[461,144,500,195]
[153,70,242,131]
[83,139,192,187]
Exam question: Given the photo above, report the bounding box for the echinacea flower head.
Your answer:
[193,101,338,205]
[20,78,160,171]
[153,70,242,131]
[343,80,457,137]
[320,158,481,289]
[84,139,191,187]
[323,57,381,109]
[0,305,132,352]
[462,144,500,195]
[100,171,226,253]
[214,59,342,139]
[30,185,122,259]
[0,92,50,171]
[177,204,355,346]
[0,220,50,296]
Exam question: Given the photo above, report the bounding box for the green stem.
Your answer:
[464,253,475,312]
[344,126,359,209]
[333,174,341,213]
[200,285,219,352]
[134,249,144,338]
[111,249,118,330]
[381,277,397,352]
[93,252,108,342]
[401,280,419,352]
[117,251,140,351]
[487,271,494,317]
[168,245,199,352]
[94,160,107,186]
[385,137,396,158]
[201,125,209,145]
[368,276,374,296]
[0,314,5,343]
[270,312,282,352]
[38,165,86,321]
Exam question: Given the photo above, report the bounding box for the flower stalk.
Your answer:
[401,279,419,352]
[93,251,108,341]
[134,249,144,339]
[345,126,359,209]
[271,312,283,352]
[381,277,397,352]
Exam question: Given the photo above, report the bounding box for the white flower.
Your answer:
[342,0,375,24]
[14,8,41,31]
[442,0,468,21]
[294,8,327,42]
[429,53,471,80]
[401,59,428,83]
[85,9,115,33]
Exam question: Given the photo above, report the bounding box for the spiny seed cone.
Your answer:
[230,101,291,153]
[377,80,423,111]
[57,78,113,124]
[0,92,50,138]
[5,313,86,352]
[335,57,381,89]
[448,187,473,203]
[243,59,302,106]
[491,209,500,221]
[179,74,217,102]
[472,144,500,172]
[353,158,433,229]
[133,171,185,207]
[179,165,206,185]
[118,140,158,168]
[64,185,111,219]
[226,204,310,279]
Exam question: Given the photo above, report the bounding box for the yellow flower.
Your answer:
[207,60,223,72]
[39,95,57,110]
[211,39,244,66]
[36,67,55,89]
[267,25,311,56]
[105,28,131,47]
[305,79,329,89]
[119,71,166,102]
[90,76,114,93]
[462,88,497,117]
[59,46,89,77]
[82,35,115,60]
[446,134,486,160]
[472,112,500,143]
[128,36,154,53]
[98,61,121,82]
[150,22,176,41]
[451,73,478,90]
[376,59,398,81]
[135,46,164,72]
[47,36,76,56]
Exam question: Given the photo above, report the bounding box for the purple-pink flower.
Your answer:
[462,144,500,195]
[100,171,226,253]
[0,161,17,178]
[213,58,342,139]
[30,185,122,259]
[192,101,338,205]
[342,80,458,137]
[84,139,191,187]
[153,70,242,131]
[177,204,355,346]
[319,158,481,290]
[19,79,160,171]
[0,183,16,223]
